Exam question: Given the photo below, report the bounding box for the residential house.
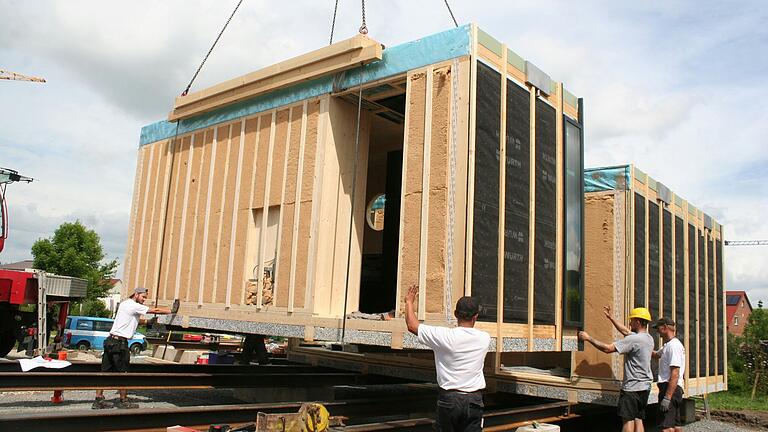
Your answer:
[726,290,753,336]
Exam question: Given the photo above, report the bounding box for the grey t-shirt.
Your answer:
[614,331,654,392]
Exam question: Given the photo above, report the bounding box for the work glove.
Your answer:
[147,315,158,327]
[659,397,671,413]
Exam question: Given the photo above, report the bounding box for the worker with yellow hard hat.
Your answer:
[579,306,654,432]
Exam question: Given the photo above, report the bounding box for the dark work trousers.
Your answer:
[436,389,483,432]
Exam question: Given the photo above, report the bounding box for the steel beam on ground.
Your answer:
[0,362,328,374]
[0,371,363,390]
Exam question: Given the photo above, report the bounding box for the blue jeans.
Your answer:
[436,389,483,432]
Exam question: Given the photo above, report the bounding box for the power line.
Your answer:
[724,240,768,246]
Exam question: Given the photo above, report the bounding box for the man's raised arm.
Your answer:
[604,306,631,336]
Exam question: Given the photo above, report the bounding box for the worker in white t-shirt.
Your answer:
[404,285,490,432]
[92,287,174,409]
[652,317,685,432]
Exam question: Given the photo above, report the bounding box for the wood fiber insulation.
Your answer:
[504,80,530,324]
[252,114,273,208]
[426,66,450,314]
[574,193,619,379]
[160,136,189,300]
[125,144,152,293]
[191,130,214,303]
[276,106,303,308]
[158,137,183,300]
[202,125,230,303]
[269,110,290,207]
[182,131,206,302]
[214,121,242,304]
[471,62,500,322]
[634,193,646,307]
[136,142,160,292]
[144,141,172,295]
[230,117,260,305]
[687,223,697,378]
[399,72,427,313]
[180,132,204,302]
[294,101,321,309]
[533,99,557,325]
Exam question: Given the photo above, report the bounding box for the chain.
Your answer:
[329,0,340,44]
[181,0,245,96]
[359,0,368,34]
[443,0,459,27]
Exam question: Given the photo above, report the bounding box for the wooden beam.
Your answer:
[495,44,508,370]
[288,102,309,313]
[133,144,157,291]
[554,82,564,351]
[225,120,247,308]
[395,72,413,318]
[170,35,383,121]
[198,128,220,306]
[527,87,536,349]
[212,124,234,304]
[465,24,478,296]
[306,97,330,313]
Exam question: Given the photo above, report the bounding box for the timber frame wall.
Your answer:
[124,24,584,353]
[578,165,727,399]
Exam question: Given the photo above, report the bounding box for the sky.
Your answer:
[1,1,766,306]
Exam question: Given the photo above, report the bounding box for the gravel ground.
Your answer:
[684,418,764,432]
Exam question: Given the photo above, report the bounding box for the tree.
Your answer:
[31,221,118,304]
[740,308,768,399]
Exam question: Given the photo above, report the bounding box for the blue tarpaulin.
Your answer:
[584,165,631,192]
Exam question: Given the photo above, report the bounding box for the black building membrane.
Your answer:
[472,61,501,322]
[634,193,646,307]
[688,224,697,376]
[503,81,531,323]
[533,99,557,325]
[663,210,673,319]
[698,233,706,377]
[717,240,724,374]
[708,238,715,376]
[675,217,685,343]
[648,201,660,380]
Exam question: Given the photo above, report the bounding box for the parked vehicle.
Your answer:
[63,316,147,355]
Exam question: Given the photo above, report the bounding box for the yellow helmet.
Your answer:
[628,307,652,322]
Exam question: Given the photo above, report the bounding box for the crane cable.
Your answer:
[443,0,459,27]
[181,0,245,96]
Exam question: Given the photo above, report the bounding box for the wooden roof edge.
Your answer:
[169,34,383,121]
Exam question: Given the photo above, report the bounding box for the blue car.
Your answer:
[63,316,147,355]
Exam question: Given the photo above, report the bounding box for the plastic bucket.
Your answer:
[58,351,68,361]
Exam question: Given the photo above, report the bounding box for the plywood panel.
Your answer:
[398,71,426,314]
[426,66,450,314]
[574,193,619,379]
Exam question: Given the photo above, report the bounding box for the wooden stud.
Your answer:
[465,24,478,297]
[394,73,413,318]
[683,200,690,390]
[644,181,650,309]
[241,116,263,305]
[186,130,209,303]
[212,124,234,304]
[198,127,219,306]
[495,45,508,370]
[122,143,147,294]
[306,97,330,313]
[160,137,184,300]
[225,120,247,308]
[288,102,309,313]
[452,58,471,311]
[554,82,564,351]
[142,142,164,292]
[273,108,295,308]
[257,111,278,309]
[704,230,709,388]
[417,66,434,321]
[527,86,536,349]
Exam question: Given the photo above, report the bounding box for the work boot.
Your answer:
[115,399,139,409]
[91,397,114,409]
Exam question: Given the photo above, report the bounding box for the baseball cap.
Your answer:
[455,296,479,320]
[132,287,148,296]
[651,317,676,329]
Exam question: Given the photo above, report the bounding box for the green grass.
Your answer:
[699,391,768,412]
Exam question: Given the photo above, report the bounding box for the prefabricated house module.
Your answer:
[124,24,586,353]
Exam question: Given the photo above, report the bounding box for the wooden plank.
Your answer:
[451,57,471,311]
[418,66,433,321]
[207,125,231,304]
[170,35,383,120]
[683,200,690,390]
[527,87,536,349]
[465,24,478,297]
[554,82,564,350]
[297,100,322,310]
[394,73,413,318]
[496,45,508,371]
[123,145,150,293]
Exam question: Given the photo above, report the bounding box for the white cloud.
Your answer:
[1,0,766,306]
